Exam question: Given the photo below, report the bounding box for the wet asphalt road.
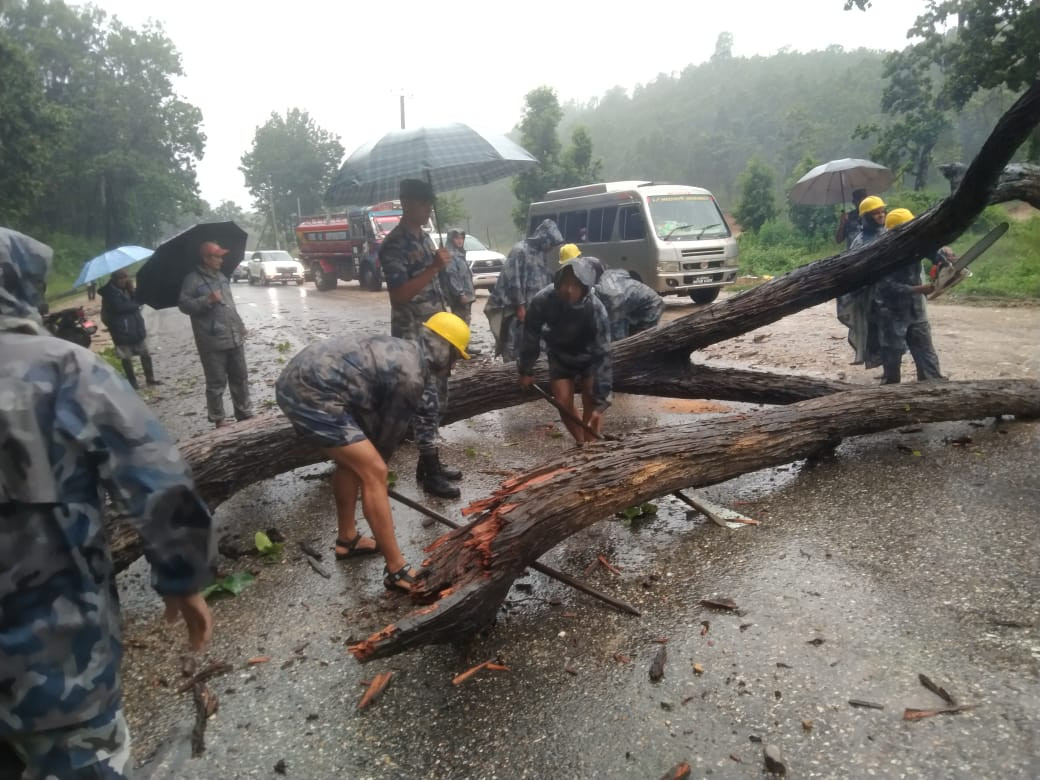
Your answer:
[102,281,1039,779]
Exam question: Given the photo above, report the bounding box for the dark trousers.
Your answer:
[199,346,252,422]
[882,320,942,383]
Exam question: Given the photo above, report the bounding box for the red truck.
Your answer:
[295,201,405,291]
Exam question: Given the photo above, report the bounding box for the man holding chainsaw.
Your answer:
[873,208,947,384]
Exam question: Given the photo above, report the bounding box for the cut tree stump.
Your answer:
[348,379,1040,661]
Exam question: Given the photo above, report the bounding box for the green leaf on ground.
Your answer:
[464,447,477,457]
[201,571,256,600]
[387,471,398,487]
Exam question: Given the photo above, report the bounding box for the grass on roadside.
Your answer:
[737,206,1040,301]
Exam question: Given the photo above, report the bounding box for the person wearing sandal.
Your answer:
[274,312,471,593]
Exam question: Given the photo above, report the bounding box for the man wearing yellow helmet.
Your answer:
[275,312,472,593]
[872,208,945,383]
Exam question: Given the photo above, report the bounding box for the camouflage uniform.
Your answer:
[379,223,448,342]
[274,332,442,460]
[1,228,215,779]
[594,268,665,341]
[872,253,943,383]
[486,219,564,362]
[837,222,886,370]
[518,258,613,411]
[440,230,475,324]
[178,265,253,424]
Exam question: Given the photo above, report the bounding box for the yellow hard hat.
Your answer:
[885,208,914,229]
[858,195,886,216]
[423,311,471,359]
[558,243,581,263]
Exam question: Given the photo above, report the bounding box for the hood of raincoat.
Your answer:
[526,219,564,252]
[554,256,598,295]
[0,227,51,326]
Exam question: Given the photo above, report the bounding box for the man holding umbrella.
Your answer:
[378,178,460,498]
[178,241,254,428]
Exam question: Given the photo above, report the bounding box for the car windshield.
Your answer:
[648,195,730,241]
[258,251,295,262]
[372,214,400,238]
[463,235,488,251]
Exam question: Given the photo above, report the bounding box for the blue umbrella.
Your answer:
[74,245,154,287]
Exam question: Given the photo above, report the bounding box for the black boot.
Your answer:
[120,359,139,389]
[141,354,162,386]
[418,448,461,480]
[416,452,461,499]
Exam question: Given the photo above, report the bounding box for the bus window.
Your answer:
[559,210,588,242]
[587,207,617,242]
[618,205,645,240]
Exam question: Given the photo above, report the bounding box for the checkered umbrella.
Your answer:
[325,123,538,205]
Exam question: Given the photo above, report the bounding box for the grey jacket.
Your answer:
[177,265,246,352]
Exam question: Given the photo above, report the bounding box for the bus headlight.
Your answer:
[657,261,680,274]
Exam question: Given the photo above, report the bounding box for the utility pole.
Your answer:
[400,94,406,129]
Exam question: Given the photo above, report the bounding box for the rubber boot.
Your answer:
[120,359,139,389]
[881,356,902,385]
[141,354,162,385]
[416,452,460,499]
[417,448,461,481]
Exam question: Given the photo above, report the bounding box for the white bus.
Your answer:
[527,180,739,303]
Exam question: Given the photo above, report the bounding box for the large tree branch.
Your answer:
[349,379,1040,662]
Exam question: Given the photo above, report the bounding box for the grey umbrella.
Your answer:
[788,158,894,206]
[325,122,538,206]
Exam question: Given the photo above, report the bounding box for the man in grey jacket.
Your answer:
[177,241,254,428]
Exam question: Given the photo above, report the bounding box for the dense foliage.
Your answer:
[0,0,204,248]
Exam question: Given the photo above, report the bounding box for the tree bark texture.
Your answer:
[349,379,1040,662]
[106,81,1040,574]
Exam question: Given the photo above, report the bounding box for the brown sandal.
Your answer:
[334,533,379,560]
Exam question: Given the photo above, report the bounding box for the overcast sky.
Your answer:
[77,0,927,208]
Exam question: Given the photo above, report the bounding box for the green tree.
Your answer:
[433,192,468,230]
[786,154,831,241]
[853,48,951,190]
[1,0,205,245]
[511,86,603,231]
[734,157,777,233]
[0,35,64,226]
[241,108,344,247]
[848,0,1040,172]
[711,32,733,63]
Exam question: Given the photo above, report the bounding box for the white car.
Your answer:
[434,233,505,289]
[247,250,306,286]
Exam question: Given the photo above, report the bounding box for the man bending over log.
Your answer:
[274,312,471,594]
[517,257,613,445]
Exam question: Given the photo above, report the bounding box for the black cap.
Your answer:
[400,178,435,202]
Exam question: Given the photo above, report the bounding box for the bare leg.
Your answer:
[579,376,602,438]
[549,377,584,444]
[328,463,377,556]
[324,440,412,578]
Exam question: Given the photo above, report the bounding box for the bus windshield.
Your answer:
[648,194,730,241]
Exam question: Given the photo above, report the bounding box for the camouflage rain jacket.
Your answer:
[594,268,665,341]
[836,221,887,368]
[486,219,564,361]
[274,332,442,461]
[379,223,448,341]
[440,230,475,322]
[177,264,247,352]
[518,258,613,410]
[1,230,215,736]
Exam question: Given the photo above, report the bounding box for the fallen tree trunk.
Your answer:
[107,365,850,572]
[940,162,1040,208]
[349,378,1040,662]
[108,80,1040,572]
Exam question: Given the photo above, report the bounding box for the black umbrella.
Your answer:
[135,222,247,310]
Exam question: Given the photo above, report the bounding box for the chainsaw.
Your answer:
[927,222,1008,300]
